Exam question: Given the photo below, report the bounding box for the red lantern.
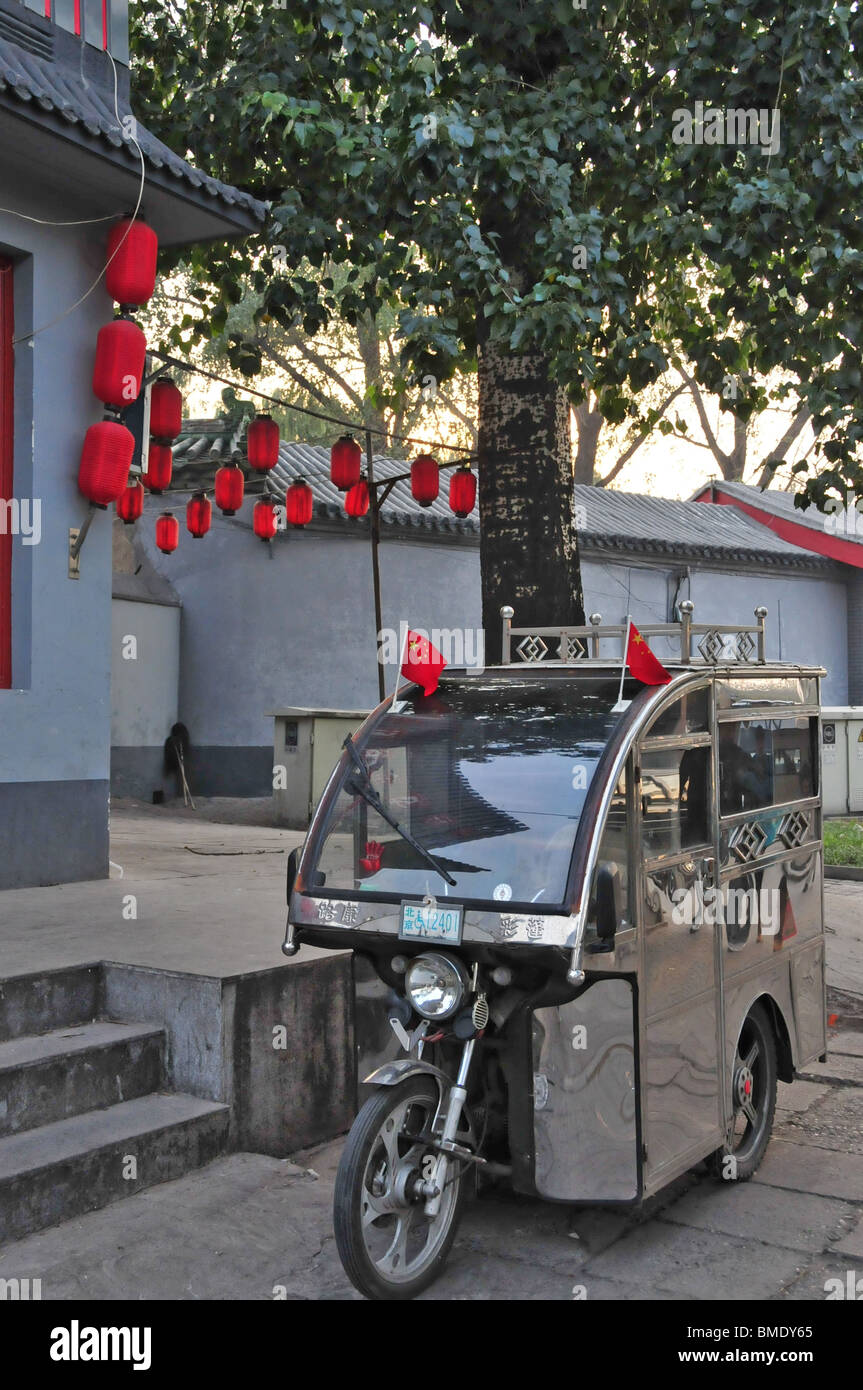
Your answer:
[186,492,211,539]
[116,479,145,525]
[149,377,183,443]
[78,420,135,507]
[215,463,245,516]
[411,453,439,507]
[253,497,279,542]
[345,478,369,518]
[247,414,280,471]
[105,218,158,307]
[143,441,173,494]
[330,435,362,491]
[285,478,313,528]
[155,512,179,554]
[92,317,147,409]
[449,464,477,519]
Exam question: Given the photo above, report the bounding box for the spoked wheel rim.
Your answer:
[727,1015,770,1162]
[359,1090,459,1287]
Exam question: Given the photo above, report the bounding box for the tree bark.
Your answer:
[478,346,584,663]
[573,400,604,485]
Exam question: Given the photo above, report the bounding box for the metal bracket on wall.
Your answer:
[68,508,96,578]
[68,527,81,580]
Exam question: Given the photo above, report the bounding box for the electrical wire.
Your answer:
[151,349,479,459]
[12,52,147,345]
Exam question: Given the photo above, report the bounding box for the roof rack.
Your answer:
[501,601,768,666]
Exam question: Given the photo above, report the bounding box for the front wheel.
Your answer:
[334,1076,466,1300]
[709,1001,777,1182]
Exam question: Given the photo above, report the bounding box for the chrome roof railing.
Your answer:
[500,600,769,666]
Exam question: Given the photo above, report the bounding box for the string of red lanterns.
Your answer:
[79,219,475,566]
[80,217,159,512]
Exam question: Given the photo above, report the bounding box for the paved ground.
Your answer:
[0,803,860,1301]
[0,1030,860,1300]
[0,803,315,979]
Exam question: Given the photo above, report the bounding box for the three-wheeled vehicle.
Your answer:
[282,602,827,1300]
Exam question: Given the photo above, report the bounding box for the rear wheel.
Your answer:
[334,1076,466,1301]
[709,1001,777,1182]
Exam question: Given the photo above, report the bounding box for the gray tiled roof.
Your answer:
[574,484,835,569]
[171,423,479,537]
[0,35,266,222]
[697,480,863,546]
[168,422,838,565]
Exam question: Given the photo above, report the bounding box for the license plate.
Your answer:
[399,900,464,945]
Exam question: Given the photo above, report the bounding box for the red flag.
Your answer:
[401,628,447,696]
[626,623,672,686]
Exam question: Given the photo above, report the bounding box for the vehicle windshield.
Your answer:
[311,672,636,909]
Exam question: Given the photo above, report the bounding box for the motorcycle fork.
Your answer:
[422,1036,477,1218]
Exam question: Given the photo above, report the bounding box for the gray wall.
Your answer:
[581,558,849,705]
[134,506,852,799]
[0,197,115,887]
[111,597,181,798]
[137,497,482,794]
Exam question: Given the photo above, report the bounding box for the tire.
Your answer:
[709,1001,777,1183]
[334,1076,466,1301]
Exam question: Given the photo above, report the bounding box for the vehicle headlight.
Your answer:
[405,953,469,1021]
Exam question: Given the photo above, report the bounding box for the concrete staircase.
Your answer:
[0,964,229,1243]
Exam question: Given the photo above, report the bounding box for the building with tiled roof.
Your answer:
[0,0,263,889]
[110,426,859,801]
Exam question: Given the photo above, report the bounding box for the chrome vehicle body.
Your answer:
[283,603,827,1298]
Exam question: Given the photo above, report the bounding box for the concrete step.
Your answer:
[0,1092,229,1243]
[0,1021,166,1137]
[0,964,101,1042]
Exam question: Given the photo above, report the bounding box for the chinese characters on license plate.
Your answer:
[399,901,464,944]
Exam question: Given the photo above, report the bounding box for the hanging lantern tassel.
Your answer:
[449,464,477,519]
[253,496,279,542]
[186,492,212,539]
[411,453,439,507]
[155,512,179,554]
[285,477,313,528]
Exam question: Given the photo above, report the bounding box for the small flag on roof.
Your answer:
[400,627,447,697]
[626,622,672,687]
[613,615,672,710]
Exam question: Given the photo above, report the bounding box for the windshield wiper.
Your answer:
[343,734,458,887]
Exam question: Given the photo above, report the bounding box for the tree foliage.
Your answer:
[134,0,863,514]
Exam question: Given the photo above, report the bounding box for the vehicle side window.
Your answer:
[647,687,708,738]
[641,745,711,857]
[718,717,816,814]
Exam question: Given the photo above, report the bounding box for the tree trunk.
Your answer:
[573,399,603,485]
[478,346,584,663]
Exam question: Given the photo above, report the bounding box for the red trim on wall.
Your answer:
[0,258,14,689]
[74,0,81,35]
[44,0,51,16]
[697,484,863,570]
[102,0,108,48]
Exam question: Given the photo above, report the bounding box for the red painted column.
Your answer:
[0,258,13,689]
